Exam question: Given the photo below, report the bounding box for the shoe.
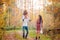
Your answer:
[38,36,40,40]
[39,36,40,39]
[35,36,37,40]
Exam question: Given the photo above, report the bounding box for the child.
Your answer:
[36,15,43,40]
[22,10,31,39]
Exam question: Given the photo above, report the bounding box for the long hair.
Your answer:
[39,15,42,22]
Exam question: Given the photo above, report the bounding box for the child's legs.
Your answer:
[23,26,25,38]
[36,30,40,38]
[25,26,28,38]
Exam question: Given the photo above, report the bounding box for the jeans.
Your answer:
[23,26,28,38]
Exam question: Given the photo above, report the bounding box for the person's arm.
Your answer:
[22,15,24,21]
[23,19,24,21]
[41,20,43,27]
[28,17,31,22]
[29,20,31,22]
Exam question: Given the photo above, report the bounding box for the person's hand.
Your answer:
[29,20,31,21]
[23,19,24,21]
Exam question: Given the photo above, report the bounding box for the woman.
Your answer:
[36,15,43,40]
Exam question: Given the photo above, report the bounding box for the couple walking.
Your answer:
[22,10,43,40]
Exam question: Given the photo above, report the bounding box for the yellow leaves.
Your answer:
[45,4,59,14]
[53,0,60,2]
[46,6,51,11]
[0,5,3,17]
[0,18,6,27]
[53,7,58,13]
[48,0,57,2]
[48,0,60,3]
[0,10,6,28]
[48,0,52,2]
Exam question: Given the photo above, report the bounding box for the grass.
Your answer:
[29,30,51,40]
[29,30,36,38]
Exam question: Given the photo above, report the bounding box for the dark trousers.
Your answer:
[23,26,28,38]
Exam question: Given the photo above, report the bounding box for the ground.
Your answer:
[2,30,51,40]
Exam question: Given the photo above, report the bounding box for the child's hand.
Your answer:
[23,19,24,21]
[29,20,31,21]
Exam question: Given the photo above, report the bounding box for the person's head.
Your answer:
[23,10,28,16]
[38,15,42,21]
[23,10,28,18]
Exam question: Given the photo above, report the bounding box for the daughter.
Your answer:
[22,10,31,39]
[36,15,43,40]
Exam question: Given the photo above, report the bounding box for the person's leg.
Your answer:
[38,31,40,39]
[23,26,25,38]
[25,26,28,38]
[35,30,38,40]
[37,31,39,38]
[36,30,40,40]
